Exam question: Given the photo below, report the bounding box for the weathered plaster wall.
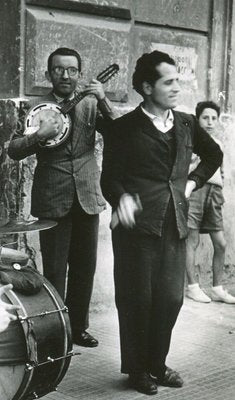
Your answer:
[0,99,41,263]
[0,100,20,250]
[0,0,21,98]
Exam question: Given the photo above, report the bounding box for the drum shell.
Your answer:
[0,278,72,400]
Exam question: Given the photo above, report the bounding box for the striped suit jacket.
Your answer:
[8,92,117,218]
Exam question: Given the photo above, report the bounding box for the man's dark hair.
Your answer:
[196,101,220,119]
[132,50,176,95]
[47,47,82,73]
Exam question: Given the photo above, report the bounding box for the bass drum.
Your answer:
[0,278,73,400]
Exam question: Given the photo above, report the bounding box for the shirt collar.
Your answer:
[52,92,75,104]
[141,106,174,125]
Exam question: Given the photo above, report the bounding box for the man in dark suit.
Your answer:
[101,50,223,395]
[8,47,118,347]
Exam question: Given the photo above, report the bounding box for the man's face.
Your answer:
[146,62,180,110]
[46,55,80,97]
[198,108,219,135]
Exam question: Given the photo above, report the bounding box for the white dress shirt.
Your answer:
[141,106,174,133]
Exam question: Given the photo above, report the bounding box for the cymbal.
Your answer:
[0,218,57,234]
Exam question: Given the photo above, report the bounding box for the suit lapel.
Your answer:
[136,107,191,144]
[135,106,160,140]
[172,111,190,148]
[171,111,191,177]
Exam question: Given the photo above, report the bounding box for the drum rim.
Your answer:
[2,281,72,400]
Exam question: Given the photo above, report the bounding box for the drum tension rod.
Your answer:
[19,306,68,321]
[31,385,59,399]
[26,350,80,369]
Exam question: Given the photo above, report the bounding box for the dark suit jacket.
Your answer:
[101,106,223,238]
[8,92,117,218]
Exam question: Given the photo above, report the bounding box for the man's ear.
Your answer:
[45,71,51,83]
[142,81,153,96]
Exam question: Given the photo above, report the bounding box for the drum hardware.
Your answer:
[25,363,34,371]
[25,350,80,370]
[19,306,68,321]
[13,263,22,270]
[32,386,59,400]
[24,63,120,148]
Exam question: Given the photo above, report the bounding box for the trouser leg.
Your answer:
[149,202,185,377]
[40,215,72,300]
[65,202,99,335]
[112,200,185,375]
[112,227,160,374]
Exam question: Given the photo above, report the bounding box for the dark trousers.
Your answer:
[39,199,99,334]
[112,200,185,377]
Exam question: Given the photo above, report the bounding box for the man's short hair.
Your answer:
[132,50,176,95]
[196,101,220,119]
[47,47,82,73]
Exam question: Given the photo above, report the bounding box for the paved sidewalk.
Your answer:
[44,293,235,400]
